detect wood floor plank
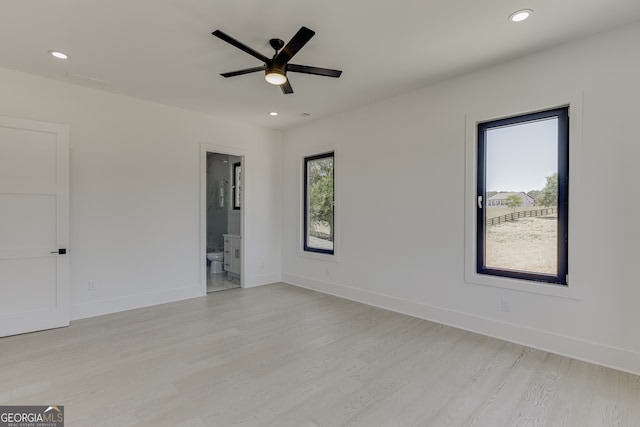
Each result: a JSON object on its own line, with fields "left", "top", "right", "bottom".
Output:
{"left": 1, "top": 282, "right": 639, "bottom": 426}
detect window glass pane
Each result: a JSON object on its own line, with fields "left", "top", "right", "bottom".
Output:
{"left": 484, "top": 118, "right": 558, "bottom": 275}
{"left": 305, "top": 154, "right": 334, "bottom": 253}
{"left": 233, "top": 163, "right": 241, "bottom": 209}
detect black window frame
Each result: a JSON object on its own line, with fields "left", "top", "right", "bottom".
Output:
{"left": 477, "top": 107, "right": 569, "bottom": 285}
{"left": 303, "top": 152, "right": 335, "bottom": 255}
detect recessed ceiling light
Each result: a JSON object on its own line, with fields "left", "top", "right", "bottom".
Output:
{"left": 48, "top": 50, "right": 69, "bottom": 59}
{"left": 269, "top": 111, "right": 279, "bottom": 116}
{"left": 509, "top": 9, "right": 533, "bottom": 22}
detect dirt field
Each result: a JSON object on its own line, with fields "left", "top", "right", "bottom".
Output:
{"left": 485, "top": 215, "right": 557, "bottom": 274}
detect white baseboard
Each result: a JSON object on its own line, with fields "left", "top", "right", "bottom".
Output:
{"left": 243, "top": 272, "right": 281, "bottom": 288}
{"left": 282, "top": 273, "right": 640, "bottom": 376}
{"left": 70, "top": 285, "right": 203, "bottom": 321}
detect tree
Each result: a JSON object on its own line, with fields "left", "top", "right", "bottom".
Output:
{"left": 527, "top": 189, "right": 541, "bottom": 201}
{"left": 536, "top": 173, "right": 558, "bottom": 207}
{"left": 505, "top": 194, "right": 522, "bottom": 212}
{"left": 308, "top": 157, "right": 334, "bottom": 238}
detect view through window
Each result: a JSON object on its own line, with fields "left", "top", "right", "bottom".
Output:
{"left": 304, "top": 152, "right": 334, "bottom": 254}
{"left": 477, "top": 108, "right": 568, "bottom": 284}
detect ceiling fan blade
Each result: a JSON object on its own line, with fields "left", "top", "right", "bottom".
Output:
{"left": 220, "top": 66, "right": 266, "bottom": 78}
{"left": 275, "top": 26, "right": 315, "bottom": 64}
{"left": 212, "top": 30, "right": 269, "bottom": 63}
{"left": 280, "top": 80, "right": 294, "bottom": 94}
{"left": 287, "top": 64, "right": 342, "bottom": 78}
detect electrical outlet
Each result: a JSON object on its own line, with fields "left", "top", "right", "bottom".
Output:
{"left": 88, "top": 280, "right": 97, "bottom": 291}
{"left": 501, "top": 299, "right": 511, "bottom": 312}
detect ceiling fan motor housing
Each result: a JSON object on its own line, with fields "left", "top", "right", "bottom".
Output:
{"left": 267, "top": 61, "right": 286, "bottom": 76}
{"left": 267, "top": 39, "right": 287, "bottom": 83}
{"left": 265, "top": 61, "right": 287, "bottom": 85}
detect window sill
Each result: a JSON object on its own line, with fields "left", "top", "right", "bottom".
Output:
{"left": 465, "top": 269, "right": 581, "bottom": 300}
{"left": 298, "top": 249, "right": 340, "bottom": 263}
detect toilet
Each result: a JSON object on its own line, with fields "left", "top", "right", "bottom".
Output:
{"left": 207, "top": 251, "right": 224, "bottom": 276}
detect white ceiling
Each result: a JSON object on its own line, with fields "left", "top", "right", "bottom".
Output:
{"left": 2, "top": 1, "right": 640, "bottom": 130}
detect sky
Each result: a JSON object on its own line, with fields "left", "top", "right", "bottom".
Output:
{"left": 485, "top": 117, "right": 558, "bottom": 193}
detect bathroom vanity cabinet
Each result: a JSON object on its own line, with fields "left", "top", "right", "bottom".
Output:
{"left": 223, "top": 234, "right": 241, "bottom": 276}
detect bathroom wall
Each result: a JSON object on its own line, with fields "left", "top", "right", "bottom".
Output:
{"left": 206, "top": 153, "right": 241, "bottom": 252}
{"left": 206, "top": 153, "right": 230, "bottom": 251}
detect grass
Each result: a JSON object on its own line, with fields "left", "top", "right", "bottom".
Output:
{"left": 485, "top": 214, "right": 557, "bottom": 274}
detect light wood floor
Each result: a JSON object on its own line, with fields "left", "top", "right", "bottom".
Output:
{"left": 1, "top": 283, "right": 639, "bottom": 426}
{"left": 207, "top": 272, "right": 240, "bottom": 293}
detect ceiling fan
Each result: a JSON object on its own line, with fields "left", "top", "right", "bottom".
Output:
{"left": 212, "top": 26, "right": 342, "bottom": 94}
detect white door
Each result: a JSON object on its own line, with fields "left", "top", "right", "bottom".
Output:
{"left": 0, "top": 116, "right": 69, "bottom": 337}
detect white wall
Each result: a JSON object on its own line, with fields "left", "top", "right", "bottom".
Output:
{"left": 0, "top": 67, "right": 282, "bottom": 320}
{"left": 282, "top": 22, "right": 640, "bottom": 374}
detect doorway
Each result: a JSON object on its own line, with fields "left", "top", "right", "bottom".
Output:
{"left": 200, "top": 144, "right": 245, "bottom": 294}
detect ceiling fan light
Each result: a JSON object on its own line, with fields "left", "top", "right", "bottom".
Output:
{"left": 265, "top": 71, "right": 287, "bottom": 85}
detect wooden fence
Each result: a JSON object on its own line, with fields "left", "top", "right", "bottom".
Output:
{"left": 486, "top": 207, "right": 556, "bottom": 226}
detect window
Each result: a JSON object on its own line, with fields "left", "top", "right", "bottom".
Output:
{"left": 477, "top": 107, "right": 568, "bottom": 285}
{"left": 304, "top": 152, "right": 334, "bottom": 254}
{"left": 232, "top": 162, "right": 241, "bottom": 210}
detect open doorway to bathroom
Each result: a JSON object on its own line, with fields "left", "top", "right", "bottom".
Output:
{"left": 204, "top": 151, "right": 243, "bottom": 293}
